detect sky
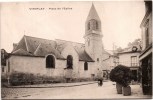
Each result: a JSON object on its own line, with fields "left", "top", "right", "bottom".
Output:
{"left": 1, "top": 1, "right": 145, "bottom": 52}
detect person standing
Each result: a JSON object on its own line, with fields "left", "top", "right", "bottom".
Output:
{"left": 97, "top": 68, "right": 103, "bottom": 86}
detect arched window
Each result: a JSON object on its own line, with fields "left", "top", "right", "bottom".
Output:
{"left": 46, "top": 55, "right": 55, "bottom": 68}
{"left": 88, "top": 22, "right": 90, "bottom": 30}
{"left": 84, "top": 62, "right": 88, "bottom": 71}
{"left": 96, "top": 21, "right": 98, "bottom": 29}
{"left": 67, "top": 55, "right": 73, "bottom": 69}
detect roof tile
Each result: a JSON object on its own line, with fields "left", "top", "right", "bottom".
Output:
{"left": 11, "top": 35, "right": 93, "bottom": 62}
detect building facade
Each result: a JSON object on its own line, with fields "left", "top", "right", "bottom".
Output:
{"left": 3, "top": 4, "right": 108, "bottom": 80}
{"left": 118, "top": 45, "right": 141, "bottom": 82}
{"left": 101, "top": 50, "right": 119, "bottom": 79}
{"left": 1, "top": 49, "right": 9, "bottom": 76}
{"left": 139, "top": 1, "right": 152, "bottom": 95}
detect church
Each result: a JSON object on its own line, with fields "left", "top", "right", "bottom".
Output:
{"left": 3, "top": 4, "right": 111, "bottom": 79}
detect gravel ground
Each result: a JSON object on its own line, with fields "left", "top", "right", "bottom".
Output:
{"left": 2, "top": 81, "right": 152, "bottom": 99}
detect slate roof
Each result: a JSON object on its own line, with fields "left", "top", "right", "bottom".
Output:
{"left": 13, "top": 49, "right": 33, "bottom": 56}
{"left": 12, "top": 35, "right": 94, "bottom": 62}
{"left": 56, "top": 39, "right": 94, "bottom": 62}
{"left": 74, "top": 44, "right": 93, "bottom": 62}
{"left": 12, "top": 35, "right": 64, "bottom": 59}
{"left": 117, "top": 45, "right": 142, "bottom": 54}
{"left": 33, "top": 44, "right": 63, "bottom": 59}
{"left": 102, "top": 50, "right": 111, "bottom": 56}
{"left": 86, "top": 4, "right": 101, "bottom": 22}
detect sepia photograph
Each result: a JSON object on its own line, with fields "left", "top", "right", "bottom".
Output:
{"left": 1, "top": 1, "right": 152, "bottom": 99}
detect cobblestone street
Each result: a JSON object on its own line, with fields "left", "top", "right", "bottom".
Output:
{"left": 2, "top": 81, "right": 152, "bottom": 99}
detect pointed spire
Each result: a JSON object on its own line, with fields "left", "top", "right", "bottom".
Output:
{"left": 86, "top": 3, "right": 101, "bottom": 22}
{"left": 92, "top": 2, "right": 94, "bottom": 6}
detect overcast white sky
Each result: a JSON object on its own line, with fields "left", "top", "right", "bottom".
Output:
{"left": 1, "top": 1, "right": 145, "bottom": 52}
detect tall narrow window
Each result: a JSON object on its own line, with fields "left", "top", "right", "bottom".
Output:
{"left": 8, "top": 61, "right": 10, "bottom": 72}
{"left": 67, "top": 55, "right": 73, "bottom": 69}
{"left": 46, "top": 55, "right": 55, "bottom": 68}
{"left": 88, "top": 22, "right": 90, "bottom": 30}
{"left": 146, "top": 28, "right": 149, "bottom": 47}
{"left": 84, "top": 62, "right": 88, "bottom": 71}
{"left": 96, "top": 21, "right": 98, "bottom": 29}
{"left": 131, "top": 56, "right": 137, "bottom": 66}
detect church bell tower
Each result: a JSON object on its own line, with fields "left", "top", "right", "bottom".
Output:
{"left": 84, "top": 3, "right": 104, "bottom": 64}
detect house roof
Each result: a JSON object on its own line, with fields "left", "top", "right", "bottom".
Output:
{"left": 117, "top": 45, "right": 141, "bottom": 55}
{"left": 104, "top": 50, "right": 114, "bottom": 55}
{"left": 102, "top": 50, "right": 111, "bottom": 56}
{"left": 12, "top": 35, "right": 94, "bottom": 62}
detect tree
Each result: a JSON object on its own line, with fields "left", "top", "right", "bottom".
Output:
{"left": 110, "top": 65, "right": 132, "bottom": 87}
{"left": 128, "top": 39, "right": 142, "bottom": 48}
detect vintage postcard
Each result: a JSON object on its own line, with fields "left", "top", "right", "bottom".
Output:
{"left": 1, "top": 1, "right": 152, "bottom": 99}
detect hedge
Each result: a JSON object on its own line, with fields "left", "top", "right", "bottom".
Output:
{"left": 2, "top": 72, "right": 94, "bottom": 86}
{"left": 110, "top": 65, "right": 132, "bottom": 87}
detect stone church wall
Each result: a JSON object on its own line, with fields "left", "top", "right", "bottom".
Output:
{"left": 6, "top": 54, "right": 96, "bottom": 79}
{"left": 7, "top": 55, "right": 66, "bottom": 77}
{"left": 78, "top": 61, "right": 94, "bottom": 78}
{"left": 8, "top": 56, "right": 45, "bottom": 75}
{"left": 61, "top": 44, "right": 79, "bottom": 78}
{"left": 46, "top": 59, "right": 66, "bottom": 77}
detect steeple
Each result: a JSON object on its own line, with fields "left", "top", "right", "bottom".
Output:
{"left": 84, "top": 3, "right": 104, "bottom": 62}
{"left": 86, "top": 3, "right": 101, "bottom": 22}
{"left": 85, "top": 3, "right": 102, "bottom": 36}
{"left": 84, "top": 3, "right": 104, "bottom": 76}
